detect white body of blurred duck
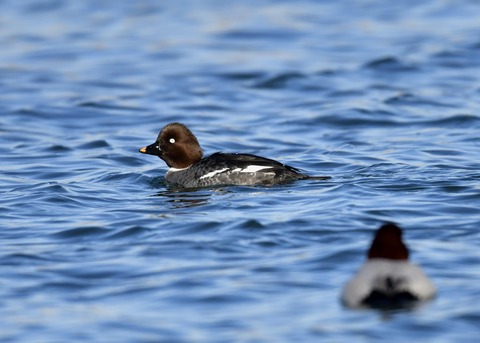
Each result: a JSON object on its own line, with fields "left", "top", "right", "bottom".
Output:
{"left": 341, "top": 223, "right": 435, "bottom": 309}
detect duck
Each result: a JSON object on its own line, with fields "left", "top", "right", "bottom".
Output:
{"left": 341, "top": 223, "right": 436, "bottom": 309}
{"left": 139, "top": 122, "right": 329, "bottom": 188}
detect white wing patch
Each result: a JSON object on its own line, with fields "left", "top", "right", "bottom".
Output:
{"left": 199, "top": 165, "right": 272, "bottom": 180}
{"left": 199, "top": 168, "right": 229, "bottom": 180}
{"left": 232, "top": 165, "right": 272, "bottom": 173}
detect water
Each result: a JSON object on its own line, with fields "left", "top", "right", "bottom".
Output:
{"left": 1, "top": 0, "right": 480, "bottom": 341}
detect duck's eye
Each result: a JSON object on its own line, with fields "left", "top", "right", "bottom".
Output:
{"left": 169, "top": 138, "right": 176, "bottom": 144}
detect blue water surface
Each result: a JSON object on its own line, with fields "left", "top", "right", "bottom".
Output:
{"left": 1, "top": 0, "right": 480, "bottom": 342}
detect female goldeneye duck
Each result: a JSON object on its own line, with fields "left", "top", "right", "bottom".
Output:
{"left": 341, "top": 223, "right": 435, "bottom": 309}
{"left": 139, "top": 122, "right": 329, "bottom": 188}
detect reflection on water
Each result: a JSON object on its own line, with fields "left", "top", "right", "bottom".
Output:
{"left": 153, "top": 188, "right": 217, "bottom": 209}
{"left": 148, "top": 175, "right": 230, "bottom": 209}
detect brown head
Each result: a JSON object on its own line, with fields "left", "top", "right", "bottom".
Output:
{"left": 139, "top": 122, "right": 203, "bottom": 168}
{"left": 367, "top": 223, "right": 409, "bottom": 260}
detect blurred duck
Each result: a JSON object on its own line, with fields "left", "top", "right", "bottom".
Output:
{"left": 341, "top": 223, "right": 435, "bottom": 309}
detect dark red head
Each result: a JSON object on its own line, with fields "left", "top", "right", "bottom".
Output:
{"left": 367, "top": 223, "right": 409, "bottom": 260}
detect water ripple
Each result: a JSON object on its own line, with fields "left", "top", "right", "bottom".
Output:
{"left": 1, "top": 0, "right": 480, "bottom": 342}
